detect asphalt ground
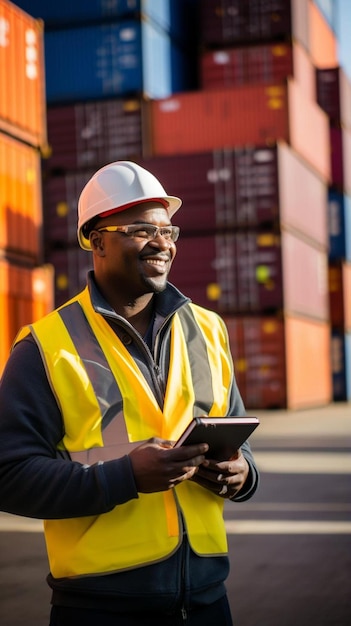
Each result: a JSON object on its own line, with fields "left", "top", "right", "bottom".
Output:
{"left": 0, "top": 402, "right": 350, "bottom": 625}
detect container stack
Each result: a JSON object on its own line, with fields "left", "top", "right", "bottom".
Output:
{"left": 316, "top": 65, "right": 351, "bottom": 401}
{"left": 9, "top": 0, "right": 349, "bottom": 409}
{"left": 0, "top": 0, "right": 53, "bottom": 376}
{"left": 138, "top": 0, "right": 338, "bottom": 410}
{"left": 13, "top": 0, "right": 198, "bottom": 306}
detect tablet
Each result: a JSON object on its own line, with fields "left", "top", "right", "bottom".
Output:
{"left": 174, "top": 416, "right": 259, "bottom": 460}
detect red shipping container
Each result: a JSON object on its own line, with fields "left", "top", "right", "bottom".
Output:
{"left": 199, "top": 0, "right": 309, "bottom": 51}
{"left": 149, "top": 80, "right": 330, "bottom": 182}
{"left": 140, "top": 141, "right": 328, "bottom": 246}
{"left": 224, "top": 316, "right": 287, "bottom": 410}
{"left": 223, "top": 313, "right": 331, "bottom": 410}
{"left": 201, "top": 41, "right": 316, "bottom": 101}
{"left": 330, "top": 126, "right": 351, "bottom": 195}
{"left": 316, "top": 67, "right": 351, "bottom": 129}
{"left": 0, "top": 130, "right": 43, "bottom": 263}
{"left": 0, "top": 0, "right": 47, "bottom": 148}
{"left": 45, "top": 98, "right": 145, "bottom": 173}
{"left": 0, "top": 260, "right": 54, "bottom": 376}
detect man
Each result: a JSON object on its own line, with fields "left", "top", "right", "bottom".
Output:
{"left": 0, "top": 161, "right": 259, "bottom": 625}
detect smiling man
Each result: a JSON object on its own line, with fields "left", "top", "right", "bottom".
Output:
{"left": 0, "top": 161, "right": 259, "bottom": 626}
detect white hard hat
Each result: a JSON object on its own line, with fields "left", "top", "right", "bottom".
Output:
{"left": 77, "top": 161, "right": 182, "bottom": 250}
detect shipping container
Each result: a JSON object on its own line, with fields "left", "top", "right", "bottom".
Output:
{"left": 201, "top": 41, "right": 316, "bottom": 101}
{"left": 11, "top": 0, "right": 197, "bottom": 40}
{"left": 43, "top": 171, "right": 94, "bottom": 247}
{"left": 0, "top": 260, "right": 54, "bottom": 376}
{"left": 328, "top": 190, "right": 351, "bottom": 261}
{"left": 223, "top": 313, "right": 332, "bottom": 410}
{"left": 308, "top": 0, "right": 338, "bottom": 68}
{"left": 149, "top": 80, "right": 331, "bottom": 182}
{"left": 45, "top": 98, "right": 145, "bottom": 174}
{"left": 313, "top": 0, "right": 337, "bottom": 31}
{"left": 224, "top": 316, "right": 287, "bottom": 410}
{"left": 331, "top": 328, "right": 351, "bottom": 402}
{"left": 330, "top": 126, "right": 351, "bottom": 195}
{"left": 0, "top": 0, "right": 47, "bottom": 148}
{"left": 44, "top": 16, "right": 195, "bottom": 104}
{"left": 140, "top": 142, "right": 328, "bottom": 246}
{"left": 170, "top": 230, "right": 329, "bottom": 320}
{"left": 329, "top": 261, "right": 351, "bottom": 331}
{"left": 0, "top": 131, "right": 43, "bottom": 263}
{"left": 199, "top": 0, "right": 309, "bottom": 51}
{"left": 316, "top": 67, "right": 351, "bottom": 129}
{"left": 46, "top": 246, "right": 93, "bottom": 307}
{"left": 10, "top": 0, "right": 141, "bottom": 26}
{"left": 284, "top": 314, "right": 332, "bottom": 409}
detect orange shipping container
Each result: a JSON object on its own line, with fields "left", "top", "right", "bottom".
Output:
{"left": 0, "top": 260, "right": 54, "bottom": 376}
{"left": 0, "top": 131, "right": 43, "bottom": 262}
{"left": 308, "top": 0, "right": 338, "bottom": 69}
{"left": 150, "top": 80, "right": 330, "bottom": 182}
{"left": 0, "top": 0, "right": 47, "bottom": 148}
{"left": 285, "top": 314, "right": 332, "bottom": 409}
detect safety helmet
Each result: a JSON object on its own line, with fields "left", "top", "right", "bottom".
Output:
{"left": 77, "top": 161, "right": 182, "bottom": 250}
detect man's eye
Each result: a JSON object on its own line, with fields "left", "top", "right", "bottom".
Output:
{"left": 131, "top": 228, "right": 152, "bottom": 238}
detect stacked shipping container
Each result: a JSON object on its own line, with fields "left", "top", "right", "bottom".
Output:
{"left": 316, "top": 65, "right": 351, "bottom": 401}
{"left": 0, "top": 0, "right": 53, "bottom": 377}
{"left": 8, "top": 0, "right": 348, "bottom": 408}
{"left": 138, "top": 0, "right": 336, "bottom": 409}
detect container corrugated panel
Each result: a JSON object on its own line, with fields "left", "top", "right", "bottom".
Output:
{"left": 10, "top": 0, "right": 141, "bottom": 26}
{"left": 0, "top": 131, "right": 43, "bottom": 263}
{"left": 140, "top": 142, "right": 327, "bottom": 245}
{"left": 330, "top": 127, "right": 351, "bottom": 195}
{"left": 224, "top": 316, "right": 287, "bottom": 410}
{"left": 0, "top": 260, "right": 54, "bottom": 376}
{"left": 285, "top": 314, "right": 332, "bottom": 409}
{"left": 316, "top": 67, "right": 351, "bottom": 129}
{"left": 45, "top": 98, "right": 144, "bottom": 174}
{"left": 328, "top": 191, "right": 351, "bottom": 262}
{"left": 150, "top": 80, "right": 331, "bottom": 182}
{"left": 199, "top": 0, "right": 309, "bottom": 49}
{"left": 201, "top": 41, "right": 316, "bottom": 101}
{"left": 43, "top": 171, "right": 94, "bottom": 246}
{"left": 45, "top": 246, "right": 93, "bottom": 308}
{"left": 0, "top": 0, "right": 47, "bottom": 148}
{"left": 308, "top": 0, "right": 338, "bottom": 68}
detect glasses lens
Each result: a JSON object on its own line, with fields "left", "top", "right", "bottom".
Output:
{"left": 126, "top": 224, "right": 179, "bottom": 242}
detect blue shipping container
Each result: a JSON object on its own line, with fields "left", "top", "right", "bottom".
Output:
{"left": 328, "top": 190, "right": 351, "bottom": 262}
{"left": 44, "top": 16, "right": 193, "bottom": 103}
{"left": 10, "top": 0, "right": 141, "bottom": 26}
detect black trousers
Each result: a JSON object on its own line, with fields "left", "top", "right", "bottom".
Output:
{"left": 49, "top": 595, "right": 233, "bottom": 626}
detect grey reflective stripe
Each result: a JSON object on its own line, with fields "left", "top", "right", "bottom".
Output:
{"left": 177, "top": 306, "right": 215, "bottom": 417}
{"left": 58, "top": 302, "right": 123, "bottom": 430}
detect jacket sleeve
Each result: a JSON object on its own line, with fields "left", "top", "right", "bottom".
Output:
{"left": 0, "top": 337, "right": 139, "bottom": 519}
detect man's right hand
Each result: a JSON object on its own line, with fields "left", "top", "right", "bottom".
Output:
{"left": 129, "top": 438, "right": 209, "bottom": 493}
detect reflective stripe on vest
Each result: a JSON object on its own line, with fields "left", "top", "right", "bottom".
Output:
{"left": 16, "top": 287, "right": 233, "bottom": 577}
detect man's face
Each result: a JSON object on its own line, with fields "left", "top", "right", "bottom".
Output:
{"left": 91, "top": 202, "right": 178, "bottom": 299}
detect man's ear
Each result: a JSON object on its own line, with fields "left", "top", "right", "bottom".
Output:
{"left": 89, "top": 230, "right": 105, "bottom": 255}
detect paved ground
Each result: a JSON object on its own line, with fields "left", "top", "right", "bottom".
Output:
{"left": 0, "top": 402, "right": 350, "bottom": 625}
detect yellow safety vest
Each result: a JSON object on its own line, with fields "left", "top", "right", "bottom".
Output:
{"left": 15, "top": 287, "right": 233, "bottom": 578}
